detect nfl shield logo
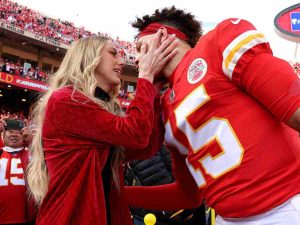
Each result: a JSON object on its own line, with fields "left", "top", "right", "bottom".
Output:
{"left": 291, "top": 12, "right": 300, "bottom": 31}
{"left": 187, "top": 58, "right": 207, "bottom": 84}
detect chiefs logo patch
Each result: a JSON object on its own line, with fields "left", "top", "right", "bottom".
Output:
{"left": 187, "top": 58, "right": 207, "bottom": 84}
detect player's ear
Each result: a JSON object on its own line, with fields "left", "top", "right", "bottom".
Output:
{"left": 160, "top": 27, "right": 169, "bottom": 43}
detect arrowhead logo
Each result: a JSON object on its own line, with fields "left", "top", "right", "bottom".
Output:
{"left": 187, "top": 58, "right": 207, "bottom": 84}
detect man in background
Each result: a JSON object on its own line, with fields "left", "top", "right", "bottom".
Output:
{"left": 0, "top": 119, "right": 35, "bottom": 225}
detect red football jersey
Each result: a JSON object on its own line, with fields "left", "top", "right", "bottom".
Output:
{"left": 0, "top": 149, "right": 27, "bottom": 224}
{"left": 161, "top": 19, "right": 300, "bottom": 218}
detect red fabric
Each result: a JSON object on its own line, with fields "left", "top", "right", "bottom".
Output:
{"left": 158, "top": 18, "right": 300, "bottom": 218}
{"left": 124, "top": 94, "right": 164, "bottom": 162}
{"left": 137, "top": 23, "right": 188, "bottom": 41}
{"left": 0, "top": 138, "right": 4, "bottom": 148}
{"left": 36, "top": 78, "right": 159, "bottom": 225}
{"left": 0, "top": 148, "right": 35, "bottom": 224}
{"left": 240, "top": 53, "right": 300, "bottom": 123}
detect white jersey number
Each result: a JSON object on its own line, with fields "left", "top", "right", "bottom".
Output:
{"left": 0, "top": 158, "right": 25, "bottom": 186}
{"left": 165, "top": 85, "right": 244, "bottom": 187}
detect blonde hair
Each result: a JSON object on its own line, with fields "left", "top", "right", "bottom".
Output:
{"left": 27, "top": 35, "right": 124, "bottom": 206}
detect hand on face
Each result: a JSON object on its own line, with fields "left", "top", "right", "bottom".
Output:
{"left": 137, "top": 29, "right": 178, "bottom": 83}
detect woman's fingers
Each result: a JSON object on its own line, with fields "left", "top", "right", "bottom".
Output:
{"left": 162, "top": 47, "right": 178, "bottom": 63}
{"left": 148, "top": 29, "right": 162, "bottom": 51}
{"left": 152, "top": 34, "right": 178, "bottom": 67}
{"left": 161, "top": 36, "right": 178, "bottom": 57}
{"left": 157, "top": 34, "right": 176, "bottom": 53}
{"left": 137, "top": 31, "right": 178, "bottom": 80}
{"left": 140, "top": 42, "right": 147, "bottom": 55}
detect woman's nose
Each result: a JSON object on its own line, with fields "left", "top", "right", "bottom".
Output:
{"left": 119, "top": 58, "right": 126, "bottom": 67}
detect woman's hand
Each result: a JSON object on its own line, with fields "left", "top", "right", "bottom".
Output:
{"left": 138, "top": 29, "right": 178, "bottom": 83}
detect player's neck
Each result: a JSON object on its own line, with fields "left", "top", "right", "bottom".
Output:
{"left": 164, "top": 42, "right": 191, "bottom": 78}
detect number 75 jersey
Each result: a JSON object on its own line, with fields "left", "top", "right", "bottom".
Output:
{"left": 161, "top": 18, "right": 300, "bottom": 218}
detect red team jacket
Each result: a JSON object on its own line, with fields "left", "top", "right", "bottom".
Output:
{"left": 0, "top": 148, "right": 35, "bottom": 224}
{"left": 125, "top": 19, "right": 300, "bottom": 218}
{"left": 36, "top": 78, "right": 163, "bottom": 225}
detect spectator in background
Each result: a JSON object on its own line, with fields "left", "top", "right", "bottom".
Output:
{"left": 1, "top": 0, "right": 137, "bottom": 63}
{"left": 5, "top": 62, "right": 11, "bottom": 73}
{"left": 26, "top": 34, "right": 177, "bottom": 225}
{"left": 0, "top": 119, "right": 35, "bottom": 225}
{"left": 19, "top": 67, "right": 24, "bottom": 77}
{"left": 1, "top": 61, "right": 7, "bottom": 72}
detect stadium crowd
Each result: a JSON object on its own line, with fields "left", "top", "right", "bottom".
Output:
{"left": 0, "top": 108, "right": 28, "bottom": 121}
{"left": 292, "top": 61, "right": 300, "bottom": 77}
{"left": 0, "top": 0, "right": 136, "bottom": 63}
{"left": 0, "top": 57, "right": 50, "bottom": 82}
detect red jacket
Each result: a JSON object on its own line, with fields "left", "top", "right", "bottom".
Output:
{"left": 37, "top": 78, "right": 163, "bottom": 225}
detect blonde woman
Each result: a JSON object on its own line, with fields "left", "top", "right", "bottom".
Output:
{"left": 27, "top": 31, "right": 177, "bottom": 225}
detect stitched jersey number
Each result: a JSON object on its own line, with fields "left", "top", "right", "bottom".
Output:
{"left": 0, "top": 158, "right": 25, "bottom": 186}
{"left": 165, "top": 85, "right": 244, "bottom": 187}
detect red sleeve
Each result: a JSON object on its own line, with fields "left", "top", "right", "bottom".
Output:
{"left": 47, "top": 78, "right": 156, "bottom": 149}
{"left": 124, "top": 94, "right": 164, "bottom": 161}
{"left": 0, "top": 137, "right": 4, "bottom": 148}
{"left": 123, "top": 150, "right": 203, "bottom": 210}
{"left": 240, "top": 53, "right": 300, "bottom": 122}
{"left": 217, "top": 18, "right": 272, "bottom": 81}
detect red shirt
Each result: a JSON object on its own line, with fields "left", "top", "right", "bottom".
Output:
{"left": 37, "top": 79, "right": 162, "bottom": 225}
{"left": 161, "top": 19, "right": 300, "bottom": 217}
{"left": 0, "top": 148, "right": 34, "bottom": 224}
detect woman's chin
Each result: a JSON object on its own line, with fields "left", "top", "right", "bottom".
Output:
{"left": 110, "top": 80, "right": 121, "bottom": 88}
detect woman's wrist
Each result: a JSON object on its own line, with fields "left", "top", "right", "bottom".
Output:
{"left": 138, "top": 74, "right": 154, "bottom": 83}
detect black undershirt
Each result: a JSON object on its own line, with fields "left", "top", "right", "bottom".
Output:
{"left": 95, "top": 86, "right": 112, "bottom": 225}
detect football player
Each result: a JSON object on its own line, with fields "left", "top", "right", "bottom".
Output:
{"left": 125, "top": 6, "right": 300, "bottom": 225}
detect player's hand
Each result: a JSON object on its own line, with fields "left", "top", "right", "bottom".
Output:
{"left": 138, "top": 30, "right": 178, "bottom": 82}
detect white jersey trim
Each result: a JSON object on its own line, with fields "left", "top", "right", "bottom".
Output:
{"left": 222, "top": 30, "right": 268, "bottom": 80}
